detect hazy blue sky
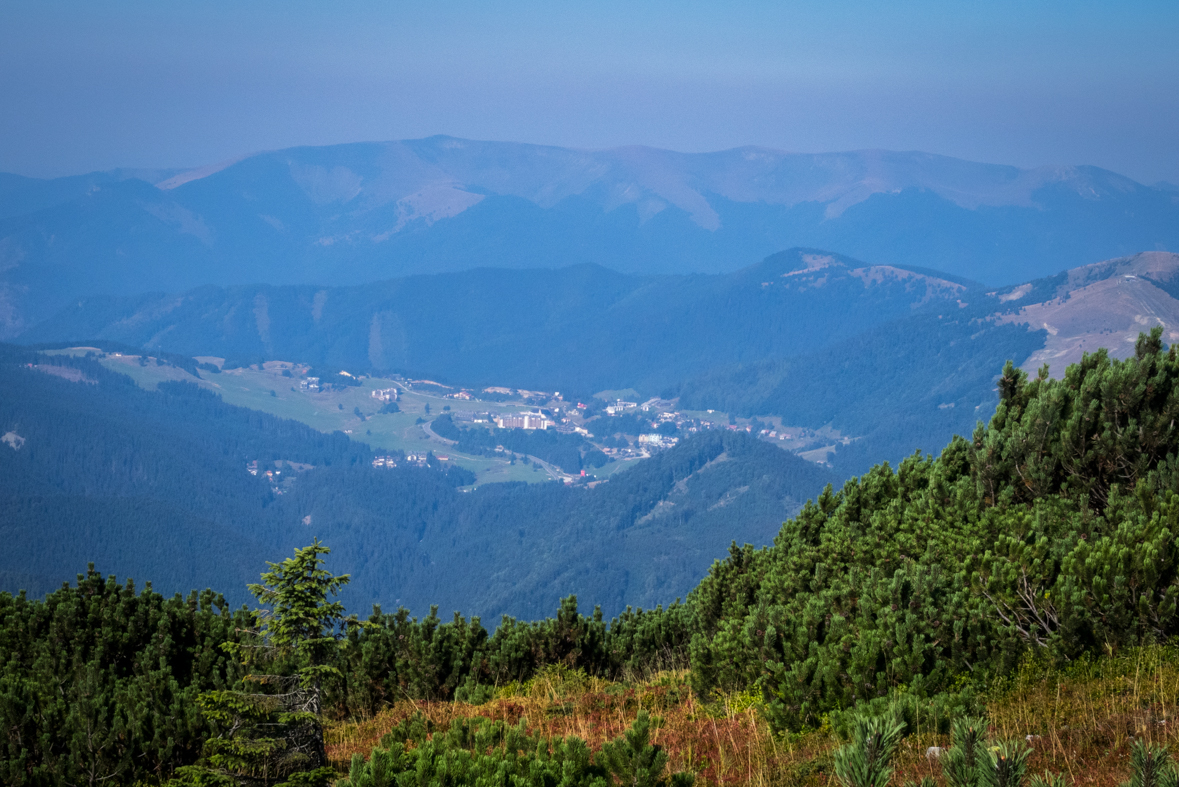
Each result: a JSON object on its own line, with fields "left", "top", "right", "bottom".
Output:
{"left": 2, "top": 0, "right": 1177, "bottom": 183}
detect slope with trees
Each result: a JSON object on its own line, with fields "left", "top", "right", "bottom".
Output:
{"left": 0, "top": 342, "right": 837, "bottom": 617}
{"left": 688, "top": 328, "right": 1179, "bottom": 730}
{"left": 3, "top": 331, "right": 1179, "bottom": 784}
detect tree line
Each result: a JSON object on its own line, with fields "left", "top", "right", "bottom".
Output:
{"left": 4, "top": 330, "right": 1179, "bottom": 783}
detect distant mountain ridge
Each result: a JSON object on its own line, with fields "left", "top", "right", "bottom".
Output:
{"left": 1, "top": 136, "right": 1176, "bottom": 336}
{"left": 25, "top": 250, "right": 1179, "bottom": 475}
{"left": 20, "top": 248, "right": 973, "bottom": 394}
{"left": 676, "top": 251, "right": 1179, "bottom": 471}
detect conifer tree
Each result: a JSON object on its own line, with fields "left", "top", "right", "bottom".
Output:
{"left": 173, "top": 541, "right": 351, "bottom": 787}
{"left": 598, "top": 710, "right": 694, "bottom": 787}
{"left": 978, "top": 740, "right": 1032, "bottom": 787}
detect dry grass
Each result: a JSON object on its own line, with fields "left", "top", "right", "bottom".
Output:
{"left": 887, "top": 645, "right": 1179, "bottom": 787}
{"left": 325, "top": 646, "right": 1179, "bottom": 786}
{"left": 978, "top": 645, "right": 1179, "bottom": 787}
{"left": 325, "top": 667, "right": 827, "bottom": 786}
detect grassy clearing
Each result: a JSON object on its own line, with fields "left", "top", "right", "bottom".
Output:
{"left": 325, "top": 647, "right": 1179, "bottom": 786}
{"left": 91, "top": 356, "right": 560, "bottom": 485}
{"left": 980, "top": 646, "right": 1179, "bottom": 787}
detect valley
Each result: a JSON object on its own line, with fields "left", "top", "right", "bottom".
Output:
{"left": 45, "top": 337, "right": 849, "bottom": 488}
{"left": 29, "top": 249, "right": 1179, "bottom": 477}
{"left": 0, "top": 342, "right": 838, "bottom": 618}
{"left": 6, "top": 4, "right": 1179, "bottom": 784}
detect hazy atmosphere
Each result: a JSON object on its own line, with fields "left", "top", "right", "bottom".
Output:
{"left": 4, "top": 2, "right": 1179, "bottom": 785}
{"left": 3, "top": 0, "right": 1178, "bottom": 184}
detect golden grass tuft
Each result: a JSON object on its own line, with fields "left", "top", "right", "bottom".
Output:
{"left": 325, "top": 646, "right": 1179, "bottom": 786}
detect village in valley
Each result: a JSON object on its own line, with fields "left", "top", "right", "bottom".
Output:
{"left": 50, "top": 346, "right": 850, "bottom": 489}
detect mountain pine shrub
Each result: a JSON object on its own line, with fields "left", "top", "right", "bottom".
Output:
{"left": 1123, "top": 740, "right": 1179, "bottom": 787}
{"left": 944, "top": 717, "right": 990, "bottom": 787}
{"left": 690, "top": 328, "right": 1179, "bottom": 730}
{"left": 832, "top": 712, "right": 906, "bottom": 787}
{"left": 335, "top": 711, "right": 693, "bottom": 787}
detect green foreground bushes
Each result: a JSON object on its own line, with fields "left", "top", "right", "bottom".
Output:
{"left": 337, "top": 710, "right": 693, "bottom": 787}
{"left": 691, "top": 329, "right": 1179, "bottom": 728}
{"left": 3, "top": 330, "right": 1179, "bottom": 784}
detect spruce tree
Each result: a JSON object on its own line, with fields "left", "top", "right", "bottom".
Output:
{"left": 173, "top": 541, "right": 351, "bottom": 787}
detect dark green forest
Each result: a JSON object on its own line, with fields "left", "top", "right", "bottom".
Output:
{"left": 0, "top": 343, "right": 834, "bottom": 615}
{"left": 3, "top": 329, "right": 1179, "bottom": 785}
{"left": 0, "top": 345, "right": 374, "bottom": 598}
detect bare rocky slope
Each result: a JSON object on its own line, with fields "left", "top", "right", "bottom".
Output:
{"left": 992, "top": 251, "right": 1179, "bottom": 374}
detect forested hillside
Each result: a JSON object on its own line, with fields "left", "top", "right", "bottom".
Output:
{"left": 0, "top": 344, "right": 373, "bottom": 598}
{"left": 3, "top": 330, "right": 1178, "bottom": 785}
{"left": 0, "top": 343, "right": 835, "bottom": 615}
{"left": 292, "top": 427, "right": 834, "bottom": 617}
{"left": 689, "top": 328, "right": 1179, "bottom": 728}
{"left": 22, "top": 249, "right": 971, "bottom": 395}
{"left": 676, "top": 303, "right": 1047, "bottom": 473}
{"left": 677, "top": 251, "right": 1179, "bottom": 473}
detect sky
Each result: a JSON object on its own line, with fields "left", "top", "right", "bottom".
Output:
{"left": 2, "top": 0, "right": 1177, "bottom": 184}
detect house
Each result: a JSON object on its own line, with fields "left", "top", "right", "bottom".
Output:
{"left": 495, "top": 411, "right": 554, "bottom": 430}
{"left": 371, "top": 387, "right": 398, "bottom": 402}
{"left": 300, "top": 377, "right": 320, "bottom": 391}
{"left": 605, "top": 400, "right": 637, "bottom": 415}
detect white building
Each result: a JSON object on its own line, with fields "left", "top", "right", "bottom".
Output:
{"left": 638, "top": 433, "right": 679, "bottom": 449}
{"left": 496, "top": 411, "right": 555, "bottom": 430}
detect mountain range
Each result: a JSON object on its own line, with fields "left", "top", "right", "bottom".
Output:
{"left": 22, "top": 248, "right": 972, "bottom": 396}
{"left": 23, "top": 248, "right": 1179, "bottom": 475}
{"left": 676, "top": 250, "right": 1179, "bottom": 470}
{"left": 2, "top": 136, "right": 1176, "bottom": 337}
